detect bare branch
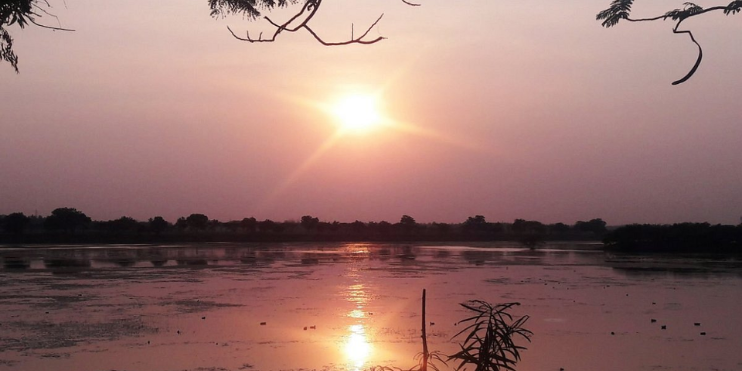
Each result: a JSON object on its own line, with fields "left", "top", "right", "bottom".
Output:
{"left": 401, "top": 0, "right": 421, "bottom": 6}
{"left": 28, "top": 18, "right": 73, "bottom": 32}
{"left": 226, "top": 0, "right": 387, "bottom": 46}
{"left": 303, "top": 15, "right": 386, "bottom": 46}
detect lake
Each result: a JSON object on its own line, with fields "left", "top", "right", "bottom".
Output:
{"left": 1, "top": 243, "right": 741, "bottom": 371}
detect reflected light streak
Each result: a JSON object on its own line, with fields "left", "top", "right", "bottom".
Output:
{"left": 345, "top": 324, "right": 371, "bottom": 371}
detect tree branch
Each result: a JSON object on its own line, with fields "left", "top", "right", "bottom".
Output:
{"left": 225, "top": 0, "right": 399, "bottom": 46}
{"left": 598, "top": 1, "right": 742, "bottom": 84}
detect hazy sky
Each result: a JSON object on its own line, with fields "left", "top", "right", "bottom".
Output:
{"left": 1, "top": 0, "right": 741, "bottom": 225}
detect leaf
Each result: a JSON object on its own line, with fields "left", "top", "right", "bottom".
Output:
{"left": 596, "top": 0, "right": 635, "bottom": 27}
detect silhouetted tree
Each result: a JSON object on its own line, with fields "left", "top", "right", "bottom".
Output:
{"left": 400, "top": 215, "right": 416, "bottom": 226}
{"left": 300, "top": 215, "right": 320, "bottom": 230}
{"left": 186, "top": 213, "right": 209, "bottom": 230}
{"left": 257, "top": 219, "right": 277, "bottom": 232}
{"left": 512, "top": 219, "right": 546, "bottom": 248}
{"left": 240, "top": 217, "right": 257, "bottom": 232}
{"left": 148, "top": 216, "right": 170, "bottom": 235}
{"left": 574, "top": 218, "right": 607, "bottom": 236}
{"left": 44, "top": 207, "right": 91, "bottom": 233}
{"left": 174, "top": 217, "right": 188, "bottom": 230}
{"left": 597, "top": 0, "right": 742, "bottom": 84}
{"left": 463, "top": 215, "right": 488, "bottom": 231}
{"left": 106, "top": 216, "right": 141, "bottom": 232}
{"left": 3, "top": 212, "right": 30, "bottom": 234}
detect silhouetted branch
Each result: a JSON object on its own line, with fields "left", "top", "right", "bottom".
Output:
{"left": 223, "top": 0, "right": 400, "bottom": 46}
{"left": 597, "top": 1, "right": 742, "bottom": 84}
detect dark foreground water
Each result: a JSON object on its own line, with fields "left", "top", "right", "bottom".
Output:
{"left": 1, "top": 243, "right": 741, "bottom": 371}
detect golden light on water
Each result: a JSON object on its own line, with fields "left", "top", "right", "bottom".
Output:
{"left": 345, "top": 324, "right": 371, "bottom": 370}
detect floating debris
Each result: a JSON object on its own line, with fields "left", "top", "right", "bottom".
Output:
{"left": 700, "top": 332, "right": 706, "bottom": 336}
{"left": 260, "top": 322, "right": 267, "bottom": 326}
{"left": 651, "top": 319, "right": 657, "bottom": 323}
{"left": 694, "top": 323, "right": 701, "bottom": 326}
{"left": 661, "top": 325, "right": 667, "bottom": 330}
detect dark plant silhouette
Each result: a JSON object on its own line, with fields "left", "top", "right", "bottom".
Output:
{"left": 44, "top": 207, "right": 91, "bottom": 233}
{"left": 3, "top": 212, "right": 30, "bottom": 234}
{"left": 597, "top": 0, "right": 742, "bottom": 84}
{"left": 210, "top": 0, "right": 419, "bottom": 45}
{"left": 1, "top": 0, "right": 72, "bottom": 72}
{"left": 449, "top": 301, "right": 532, "bottom": 371}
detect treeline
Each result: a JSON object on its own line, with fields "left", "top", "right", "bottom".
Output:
{"left": 0, "top": 208, "right": 608, "bottom": 244}
{"left": 603, "top": 223, "right": 742, "bottom": 253}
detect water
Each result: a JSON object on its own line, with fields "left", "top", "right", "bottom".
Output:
{"left": 1, "top": 243, "right": 741, "bottom": 371}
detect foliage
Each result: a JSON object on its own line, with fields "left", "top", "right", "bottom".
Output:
{"left": 603, "top": 223, "right": 742, "bottom": 252}
{"left": 597, "top": 0, "right": 742, "bottom": 84}
{"left": 208, "top": 0, "right": 299, "bottom": 19}
{"left": 2, "top": 212, "right": 30, "bottom": 234}
{"left": 148, "top": 216, "right": 170, "bottom": 235}
{"left": 43, "top": 207, "right": 91, "bottom": 233}
{"left": 449, "top": 301, "right": 532, "bottom": 371}
{"left": 1, "top": 0, "right": 71, "bottom": 72}
{"left": 186, "top": 213, "right": 209, "bottom": 230}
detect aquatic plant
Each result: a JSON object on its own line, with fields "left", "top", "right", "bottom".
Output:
{"left": 448, "top": 301, "right": 532, "bottom": 371}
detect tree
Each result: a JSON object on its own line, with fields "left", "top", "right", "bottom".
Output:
{"left": 148, "top": 216, "right": 170, "bottom": 235}
{"left": 3, "top": 212, "right": 30, "bottom": 234}
{"left": 185, "top": 213, "right": 209, "bottom": 230}
{"left": 574, "top": 218, "right": 608, "bottom": 236}
{"left": 463, "top": 215, "right": 488, "bottom": 231}
{"left": 1, "top": 0, "right": 72, "bottom": 72}
{"left": 44, "top": 207, "right": 91, "bottom": 233}
{"left": 597, "top": 0, "right": 742, "bottom": 84}
{"left": 240, "top": 217, "right": 258, "bottom": 232}
{"left": 300, "top": 215, "right": 320, "bottom": 230}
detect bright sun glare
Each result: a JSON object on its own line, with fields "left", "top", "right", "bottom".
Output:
{"left": 332, "top": 94, "right": 382, "bottom": 132}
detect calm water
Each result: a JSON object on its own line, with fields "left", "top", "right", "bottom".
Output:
{"left": 1, "top": 243, "right": 741, "bottom": 371}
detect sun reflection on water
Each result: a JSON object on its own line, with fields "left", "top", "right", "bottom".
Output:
{"left": 345, "top": 324, "right": 371, "bottom": 370}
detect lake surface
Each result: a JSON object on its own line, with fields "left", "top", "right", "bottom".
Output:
{"left": 1, "top": 243, "right": 741, "bottom": 371}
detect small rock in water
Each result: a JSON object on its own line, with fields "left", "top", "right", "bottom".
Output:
{"left": 694, "top": 323, "right": 701, "bottom": 326}
{"left": 610, "top": 332, "right": 615, "bottom": 335}
{"left": 177, "top": 330, "right": 181, "bottom": 334}
{"left": 651, "top": 319, "right": 657, "bottom": 323}
{"left": 202, "top": 316, "right": 206, "bottom": 320}
{"left": 430, "top": 322, "right": 435, "bottom": 326}
{"left": 661, "top": 325, "right": 667, "bottom": 330}
{"left": 700, "top": 332, "right": 706, "bottom": 336}
{"left": 260, "top": 322, "right": 267, "bottom": 326}
{"left": 310, "top": 325, "right": 316, "bottom": 330}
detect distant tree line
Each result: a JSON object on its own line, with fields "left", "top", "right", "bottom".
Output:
{"left": 0, "top": 208, "right": 608, "bottom": 245}
{"left": 603, "top": 223, "right": 742, "bottom": 253}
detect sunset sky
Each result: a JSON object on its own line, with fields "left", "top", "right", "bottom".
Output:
{"left": 1, "top": 0, "right": 741, "bottom": 225}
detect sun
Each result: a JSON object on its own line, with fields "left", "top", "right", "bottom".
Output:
{"left": 332, "top": 94, "right": 382, "bottom": 133}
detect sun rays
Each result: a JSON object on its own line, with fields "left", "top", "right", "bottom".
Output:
{"left": 251, "top": 86, "right": 497, "bottom": 214}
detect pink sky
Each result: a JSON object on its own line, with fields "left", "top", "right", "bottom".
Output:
{"left": 1, "top": 0, "right": 742, "bottom": 225}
